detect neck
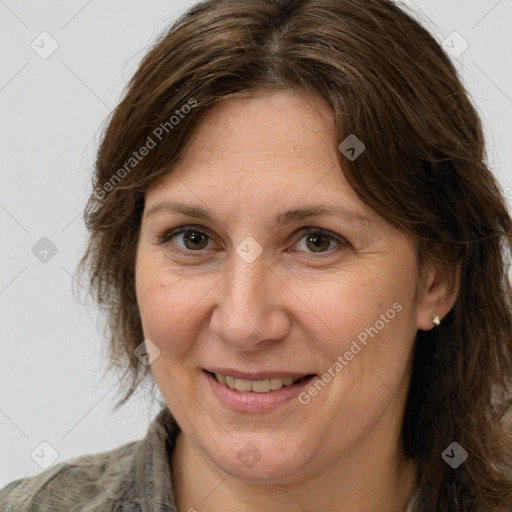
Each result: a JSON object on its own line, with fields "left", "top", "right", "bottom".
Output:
{"left": 171, "top": 430, "right": 417, "bottom": 512}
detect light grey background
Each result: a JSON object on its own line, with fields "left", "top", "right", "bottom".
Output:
{"left": 1, "top": 0, "right": 511, "bottom": 487}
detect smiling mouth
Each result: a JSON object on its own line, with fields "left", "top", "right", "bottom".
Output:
{"left": 206, "top": 371, "right": 315, "bottom": 393}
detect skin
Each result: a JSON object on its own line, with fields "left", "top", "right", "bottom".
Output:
{"left": 135, "top": 89, "right": 460, "bottom": 512}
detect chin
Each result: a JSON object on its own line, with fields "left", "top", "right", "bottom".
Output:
{"left": 203, "top": 433, "right": 315, "bottom": 484}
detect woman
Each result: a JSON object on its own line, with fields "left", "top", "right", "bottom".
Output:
{"left": 2, "top": 0, "right": 512, "bottom": 510}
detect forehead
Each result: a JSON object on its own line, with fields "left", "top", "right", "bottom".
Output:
{"left": 145, "top": 89, "right": 367, "bottom": 216}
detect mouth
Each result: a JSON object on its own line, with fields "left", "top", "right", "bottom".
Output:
{"left": 204, "top": 370, "right": 316, "bottom": 394}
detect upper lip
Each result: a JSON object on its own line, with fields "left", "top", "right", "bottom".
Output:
{"left": 204, "top": 368, "right": 315, "bottom": 380}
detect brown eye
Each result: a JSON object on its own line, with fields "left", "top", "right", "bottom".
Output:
{"left": 182, "top": 230, "right": 210, "bottom": 250}
{"left": 157, "top": 225, "right": 348, "bottom": 257}
{"left": 305, "top": 233, "right": 331, "bottom": 252}
{"left": 158, "top": 227, "right": 213, "bottom": 253}
{"left": 293, "top": 229, "right": 346, "bottom": 254}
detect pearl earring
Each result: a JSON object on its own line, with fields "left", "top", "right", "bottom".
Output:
{"left": 432, "top": 315, "right": 441, "bottom": 326}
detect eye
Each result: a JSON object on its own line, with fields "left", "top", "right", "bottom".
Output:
{"left": 291, "top": 228, "right": 348, "bottom": 255}
{"left": 158, "top": 226, "right": 214, "bottom": 254}
{"left": 156, "top": 225, "right": 349, "bottom": 257}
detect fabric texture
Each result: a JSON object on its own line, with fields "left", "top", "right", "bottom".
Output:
{"left": 0, "top": 405, "right": 420, "bottom": 511}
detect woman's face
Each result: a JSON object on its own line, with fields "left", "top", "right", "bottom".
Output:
{"left": 135, "top": 89, "right": 433, "bottom": 484}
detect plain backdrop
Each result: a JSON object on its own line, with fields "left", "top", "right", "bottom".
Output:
{"left": 1, "top": 0, "right": 511, "bottom": 487}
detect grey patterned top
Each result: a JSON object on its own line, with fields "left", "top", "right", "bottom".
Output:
{"left": 0, "top": 405, "right": 419, "bottom": 511}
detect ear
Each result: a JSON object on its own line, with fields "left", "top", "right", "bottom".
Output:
{"left": 416, "top": 259, "right": 461, "bottom": 331}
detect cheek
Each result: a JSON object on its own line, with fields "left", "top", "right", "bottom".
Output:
{"left": 135, "top": 255, "right": 217, "bottom": 356}
{"left": 310, "top": 259, "right": 418, "bottom": 370}
{"left": 135, "top": 236, "right": 419, "bottom": 367}
{"left": 302, "top": 271, "right": 417, "bottom": 436}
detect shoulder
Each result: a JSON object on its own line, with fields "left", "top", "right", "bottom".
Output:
{"left": 0, "top": 439, "right": 141, "bottom": 512}
{"left": 0, "top": 405, "right": 180, "bottom": 512}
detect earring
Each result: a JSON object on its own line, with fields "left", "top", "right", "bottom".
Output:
{"left": 432, "top": 315, "right": 441, "bottom": 326}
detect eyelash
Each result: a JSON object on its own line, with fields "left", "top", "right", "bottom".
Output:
{"left": 154, "top": 225, "right": 350, "bottom": 258}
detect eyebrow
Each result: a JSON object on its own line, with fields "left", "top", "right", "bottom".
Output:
{"left": 145, "top": 199, "right": 372, "bottom": 225}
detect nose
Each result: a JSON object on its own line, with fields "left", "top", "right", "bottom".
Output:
{"left": 209, "top": 248, "right": 291, "bottom": 351}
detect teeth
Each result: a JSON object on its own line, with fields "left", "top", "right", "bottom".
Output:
{"left": 251, "top": 380, "right": 270, "bottom": 393}
{"left": 213, "top": 373, "right": 302, "bottom": 393}
{"left": 270, "top": 378, "right": 283, "bottom": 390}
{"left": 235, "top": 378, "right": 252, "bottom": 392}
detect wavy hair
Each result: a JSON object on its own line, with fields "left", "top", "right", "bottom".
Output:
{"left": 76, "top": 0, "right": 512, "bottom": 509}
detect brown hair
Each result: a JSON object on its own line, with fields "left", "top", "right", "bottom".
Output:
{"left": 76, "top": 0, "right": 512, "bottom": 509}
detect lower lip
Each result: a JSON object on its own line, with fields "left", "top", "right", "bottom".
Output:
{"left": 204, "top": 370, "right": 316, "bottom": 413}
